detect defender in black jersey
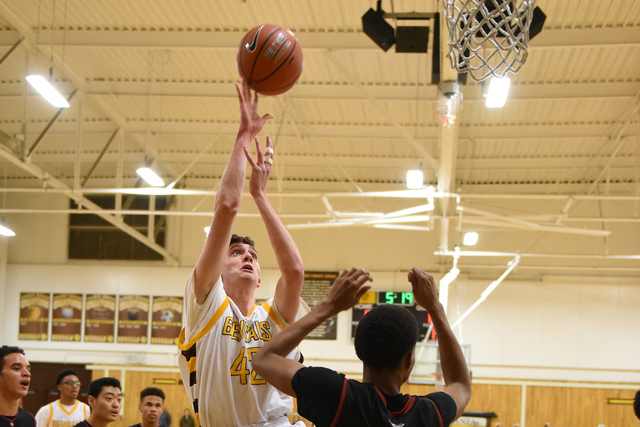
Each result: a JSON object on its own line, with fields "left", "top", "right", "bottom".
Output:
{"left": 0, "top": 346, "right": 34, "bottom": 427}
{"left": 72, "top": 378, "right": 122, "bottom": 427}
{"left": 253, "top": 268, "right": 472, "bottom": 427}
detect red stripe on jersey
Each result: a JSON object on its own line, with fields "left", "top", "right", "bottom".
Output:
{"left": 424, "top": 398, "right": 443, "bottom": 427}
{"left": 329, "top": 378, "right": 348, "bottom": 427}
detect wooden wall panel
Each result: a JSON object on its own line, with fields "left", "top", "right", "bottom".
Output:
{"left": 526, "top": 385, "right": 640, "bottom": 427}
{"left": 121, "top": 371, "right": 192, "bottom": 427}
{"left": 402, "top": 383, "right": 521, "bottom": 426}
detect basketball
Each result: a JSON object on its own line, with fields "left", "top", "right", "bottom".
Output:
{"left": 237, "top": 24, "right": 303, "bottom": 96}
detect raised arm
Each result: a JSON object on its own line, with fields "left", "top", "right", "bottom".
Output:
{"left": 193, "top": 80, "right": 272, "bottom": 304}
{"left": 409, "top": 268, "right": 471, "bottom": 420}
{"left": 243, "top": 136, "right": 304, "bottom": 323}
{"left": 253, "top": 268, "right": 372, "bottom": 395}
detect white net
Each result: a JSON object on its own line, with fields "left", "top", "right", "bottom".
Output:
{"left": 444, "top": 0, "right": 536, "bottom": 81}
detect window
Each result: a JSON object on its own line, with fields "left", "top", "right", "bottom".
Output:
{"left": 69, "top": 195, "right": 168, "bottom": 260}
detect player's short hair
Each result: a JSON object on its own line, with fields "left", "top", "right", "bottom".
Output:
{"left": 354, "top": 305, "right": 418, "bottom": 370}
{"left": 230, "top": 234, "right": 256, "bottom": 251}
{"left": 87, "top": 377, "right": 121, "bottom": 398}
{"left": 634, "top": 389, "right": 640, "bottom": 420}
{"left": 0, "top": 346, "right": 25, "bottom": 371}
{"left": 140, "top": 387, "right": 165, "bottom": 402}
{"left": 56, "top": 369, "right": 79, "bottom": 385}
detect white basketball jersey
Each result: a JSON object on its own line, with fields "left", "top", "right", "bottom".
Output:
{"left": 35, "top": 400, "right": 90, "bottom": 427}
{"left": 178, "top": 271, "right": 309, "bottom": 427}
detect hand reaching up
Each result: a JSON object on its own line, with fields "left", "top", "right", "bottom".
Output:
{"left": 235, "top": 79, "right": 273, "bottom": 140}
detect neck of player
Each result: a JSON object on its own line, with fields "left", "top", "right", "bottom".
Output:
{"left": 0, "top": 397, "right": 20, "bottom": 417}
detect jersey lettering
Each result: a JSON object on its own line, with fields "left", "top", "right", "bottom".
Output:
{"left": 221, "top": 317, "right": 271, "bottom": 343}
{"left": 229, "top": 347, "right": 267, "bottom": 385}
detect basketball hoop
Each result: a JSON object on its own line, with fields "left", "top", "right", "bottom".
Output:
{"left": 444, "top": 0, "right": 536, "bottom": 81}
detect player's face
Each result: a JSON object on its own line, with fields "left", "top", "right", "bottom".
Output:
{"left": 0, "top": 352, "right": 31, "bottom": 399}
{"left": 139, "top": 395, "right": 164, "bottom": 425}
{"left": 89, "top": 386, "right": 122, "bottom": 422}
{"left": 58, "top": 374, "right": 81, "bottom": 400}
{"left": 222, "top": 243, "right": 261, "bottom": 285}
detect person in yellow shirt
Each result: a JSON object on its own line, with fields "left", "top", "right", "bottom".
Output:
{"left": 35, "top": 370, "right": 90, "bottom": 427}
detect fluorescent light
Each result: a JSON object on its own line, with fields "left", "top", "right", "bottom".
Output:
{"left": 0, "top": 224, "right": 15, "bottom": 236}
{"left": 367, "top": 215, "right": 430, "bottom": 225}
{"left": 440, "top": 267, "right": 460, "bottom": 288}
{"left": 373, "top": 224, "right": 431, "bottom": 231}
{"left": 485, "top": 76, "right": 511, "bottom": 108}
{"left": 463, "top": 232, "right": 479, "bottom": 246}
{"left": 406, "top": 170, "right": 423, "bottom": 189}
{"left": 26, "top": 75, "right": 70, "bottom": 108}
{"left": 204, "top": 226, "right": 210, "bottom": 235}
{"left": 136, "top": 167, "right": 165, "bottom": 187}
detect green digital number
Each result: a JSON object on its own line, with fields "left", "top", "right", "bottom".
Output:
{"left": 385, "top": 292, "right": 395, "bottom": 304}
{"left": 402, "top": 292, "right": 413, "bottom": 305}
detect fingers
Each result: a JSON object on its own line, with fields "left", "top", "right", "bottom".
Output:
{"left": 243, "top": 145, "right": 257, "bottom": 168}
{"left": 234, "top": 82, "right": 243, "bottom": 103}
{"left": 254, "top": 137, "right": 263, "bottom": 164}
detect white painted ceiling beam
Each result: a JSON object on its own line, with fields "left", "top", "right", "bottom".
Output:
{"left": 1, "top": 27, "right": 636, "bottom": 50}
{"left": 2, "top": 121, "right": 639, "bottom": 140}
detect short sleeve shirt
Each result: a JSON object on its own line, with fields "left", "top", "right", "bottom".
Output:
{"left": 292, "top": 366, "right": 457, "bottom": 427}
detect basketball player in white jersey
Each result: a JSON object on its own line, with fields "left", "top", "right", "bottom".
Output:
{"left": 35, "top": 370, "right": 90, "bottom": 427}
{"left": 177, "top": 79, "right": 308, "bottom": 427}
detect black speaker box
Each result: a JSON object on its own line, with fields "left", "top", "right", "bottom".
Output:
{"left": 396, "top": 26, "right": 429, "bottom": 53}
{"left": 362, "top": 8, "right": 395, "bottom": 52}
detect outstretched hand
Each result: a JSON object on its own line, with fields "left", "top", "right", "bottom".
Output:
{"left": 244, "top": 136, "right": 273, "bottom": 198}
{"left": 323, "top": 268, "right": 373, "bottom": 315}
{"left": 408, "top": 268, "right": 440, "bottom": 312}
{"left": 235, "top": 79, "right": 273, "bottom": 139}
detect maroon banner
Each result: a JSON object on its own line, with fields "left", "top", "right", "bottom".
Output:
{"left": 19, "top": 293, "right": 50, "bottom": 341}
{"left": 84, "top": 294, "right": 116, "bottom": 343}
{"left": 117, "top": 295, "right": 150, "bottom": 343}
{"left": 51, "top": 294, "right": 83, "bottom": 342}
{"left": 151, "top": 296, "right": 183, "bottom": 345}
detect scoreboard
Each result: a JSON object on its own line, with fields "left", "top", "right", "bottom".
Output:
{"left": 351, "top": 291, "right": 436, "bottom": 341}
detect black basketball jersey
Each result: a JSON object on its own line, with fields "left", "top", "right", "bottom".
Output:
{"left": 292, "top": 366, "right": 457, "bottom": 427}
{"left": 0, "top": 408, "right": 36, "bottom": 427}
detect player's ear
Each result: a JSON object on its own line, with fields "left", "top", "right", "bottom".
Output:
{"left": 257, "top": 278, "right": 261, "bottom": 288}
{"left": 88, "top": 395, "right": 96, "bottom": 408}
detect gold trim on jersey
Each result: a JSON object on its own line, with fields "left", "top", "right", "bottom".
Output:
{"left": 262, "top": 301, "right": 284, "bottom": 330}
{"left": 58, "top": 400, "right": 79, "bottom": 416}
{"left": 178, "top": 297, "right": 230, "bottom": 350}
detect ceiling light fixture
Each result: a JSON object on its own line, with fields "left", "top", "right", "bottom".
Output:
{"left": 0, "top": 224, "right": 16, "bottom": 236}
{"left": 407, "top": 170, "right": 423, "bottom": 189}
{"left": 26, "top": 75, "right": 70, "bottom": 108}
{"left": 463, "top": 232, "right": 478, "bottom": 246}
{"left": 136, "top": 167, "right": 165, "bottom": 187}
{"left": 485, "top": 76, "right": 511, "bottom": 108}
{"left": 439, "top": 254, "right": 460, "bottom": 314}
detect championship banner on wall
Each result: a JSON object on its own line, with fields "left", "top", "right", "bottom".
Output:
{"left": 302, "top": 272, "right": 339, "bottom": 340}
{"left": 19, "top": 293, "right": 50, "bottom": 341}
{"left": 51, "top": 294, "right": 83, "bottom": 342}
{"left": 84, "top": 294, "right": 116, "bottom": 343}
{"left": 151, "top": 296, "right": 183, "bottom": 345}
{"left": 117, "top": 295, "right": 150, "bottom": 343}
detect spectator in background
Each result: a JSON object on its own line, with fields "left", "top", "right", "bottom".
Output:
{"left": 128, "top": 388, "right": 164, "bottom": 427}
{"left": 0, "top": 346, "right": 34, "bottom": 427}
{"left": 35, "top": 369, "right": 90, "bottom": 427}
{"left": 73, "top": 378, "right": 122, "bottom": 427}
{"left": 178, "top": 410, "right": 194, "bottom": 427}
{"left": 159, "top": 410, "right": 170, "bottom": 427}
